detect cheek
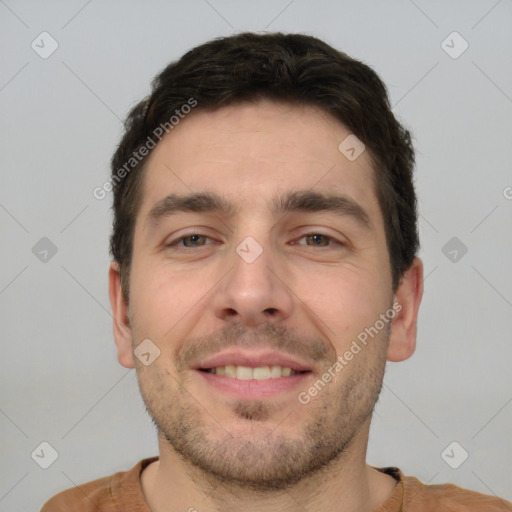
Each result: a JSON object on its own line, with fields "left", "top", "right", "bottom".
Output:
{"left": 129, "top": 258, "right": 201, "bottom": 338}
{"left": 295, "top": 265, "right": 389, "bottom": 347}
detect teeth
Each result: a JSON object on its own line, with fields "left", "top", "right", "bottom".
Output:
{"left": 253, "top": 366, "right": 270, "bottom": 379}
{"left": 225, "top": 365, "right": 236, "bottom": 378}
{"left": 281, "top": 367, "right": 291, "bottom": 377}
{"left": 269, "top": 365, "right": 282, "bottom": 378}
{"left": 236, "top": 366, "right": 253, "bottom": 380}
{"left": 205, "top": 365, "right": 301, "bottom": 379}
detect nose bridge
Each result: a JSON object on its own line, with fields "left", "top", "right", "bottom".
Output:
{"left": 211, "top": 227, "right": 294, "bottom": 326}
{"left": 229, "top": 207, "right": 275, "bottom": 276}
{"left": 234, "top": 231, "right": 273, "bottom": 287}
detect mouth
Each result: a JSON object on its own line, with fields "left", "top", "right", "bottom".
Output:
{"left": 199, "top": 365, "right": 309, "bottom": 379}
{"left": 193, "top": 351, "right": 314, "bottom": 399}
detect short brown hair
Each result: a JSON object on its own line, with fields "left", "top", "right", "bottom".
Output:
{"left": 110, "top": 31, "right": 419, "bottom": 299}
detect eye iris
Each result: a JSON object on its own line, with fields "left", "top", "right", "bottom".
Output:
{"left": 183, "top": 234, "right": 204, "bottom": 247}
{"left": 307, "top": 234, "right": 329, "bottom": 246}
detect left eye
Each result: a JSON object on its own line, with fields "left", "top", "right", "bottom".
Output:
{"left": 294, "top": 233, "right": 341, "bottom": 248}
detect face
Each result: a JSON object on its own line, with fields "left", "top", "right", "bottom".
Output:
{"left": 110, "top": 99, "right": 422, "bottom": 490}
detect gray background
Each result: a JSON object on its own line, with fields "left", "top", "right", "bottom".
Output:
{"left": 1, "top": 0, "right": 511, "bottom": 509}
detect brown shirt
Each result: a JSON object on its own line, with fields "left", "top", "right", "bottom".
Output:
{"left": 41, "top": 457, "right": 512, "bottom": 511}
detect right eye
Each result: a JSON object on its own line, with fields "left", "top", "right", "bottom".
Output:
{"left": 165, "top": 234, "right": 214, "bottom": 249}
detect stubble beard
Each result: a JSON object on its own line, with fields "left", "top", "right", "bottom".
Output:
{"left": 136, "top": 329, "right": 389, "bottom": 492}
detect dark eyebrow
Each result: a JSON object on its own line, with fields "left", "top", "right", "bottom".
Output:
{"left": 273, "top": 190, "right": 373, "bottom": 231}
{"left": 145, "top": 192, "right": 237, "bottom": 230}
{"left": 145, "top": 190, "right": 373, "bottom": 231}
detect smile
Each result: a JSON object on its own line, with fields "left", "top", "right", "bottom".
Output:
{"left": 200, "top": 365, "right": 308, "bottom": 379}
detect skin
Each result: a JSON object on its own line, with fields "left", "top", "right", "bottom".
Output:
{"left": 109, "top": 99, "right": 423, "bottom": 512}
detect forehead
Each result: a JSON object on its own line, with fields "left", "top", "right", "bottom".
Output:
{"left": 136, "top": 100, "right": 383, "bottom": 230}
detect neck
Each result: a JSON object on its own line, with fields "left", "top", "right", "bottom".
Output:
{"left": 141, "top": 421, "right": 398, "bottom": 512}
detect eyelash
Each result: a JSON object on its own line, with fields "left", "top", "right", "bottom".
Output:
{"left": 166, "top": 232, "right": 344, "bottom": 250}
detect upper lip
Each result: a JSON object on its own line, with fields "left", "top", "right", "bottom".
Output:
{"left": 195, "top": 349, "right": 313, "bottom": 372}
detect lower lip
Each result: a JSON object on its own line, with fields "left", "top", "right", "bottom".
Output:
{"left": 195, "top": 370, "right": 312, "bottom": 399}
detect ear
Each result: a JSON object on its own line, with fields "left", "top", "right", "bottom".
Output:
{"left": 108, "top": 261, "right": 135, "bottom": 368}
{"left": 386, "top": 257, "right": 424, "bottom": 362}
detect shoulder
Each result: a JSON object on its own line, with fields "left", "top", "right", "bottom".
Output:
{"left": 40, "top": 473, "right": 113, "bottom": 512}
{"left": 40, "top": 457, "right": 158, "bottom": 512}
{"left": 400, "top": 471, "right": 512, "bottom": 512}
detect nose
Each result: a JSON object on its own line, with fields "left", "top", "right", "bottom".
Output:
{"left": 210, "top": 237, "right": 295, "bottom": 328}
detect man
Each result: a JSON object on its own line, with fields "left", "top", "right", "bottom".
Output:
{"left": 42, "top": 32, "right": 512, "bottom": 511}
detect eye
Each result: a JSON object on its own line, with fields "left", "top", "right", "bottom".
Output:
{"left": 164, "top": 232, "right": 344, "bottom": 251}
{"left": 166, "top": 234, "right": 213, "bottom": 248}
{"left": 293, "top": 233, "right": 344, "bottom": 248}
